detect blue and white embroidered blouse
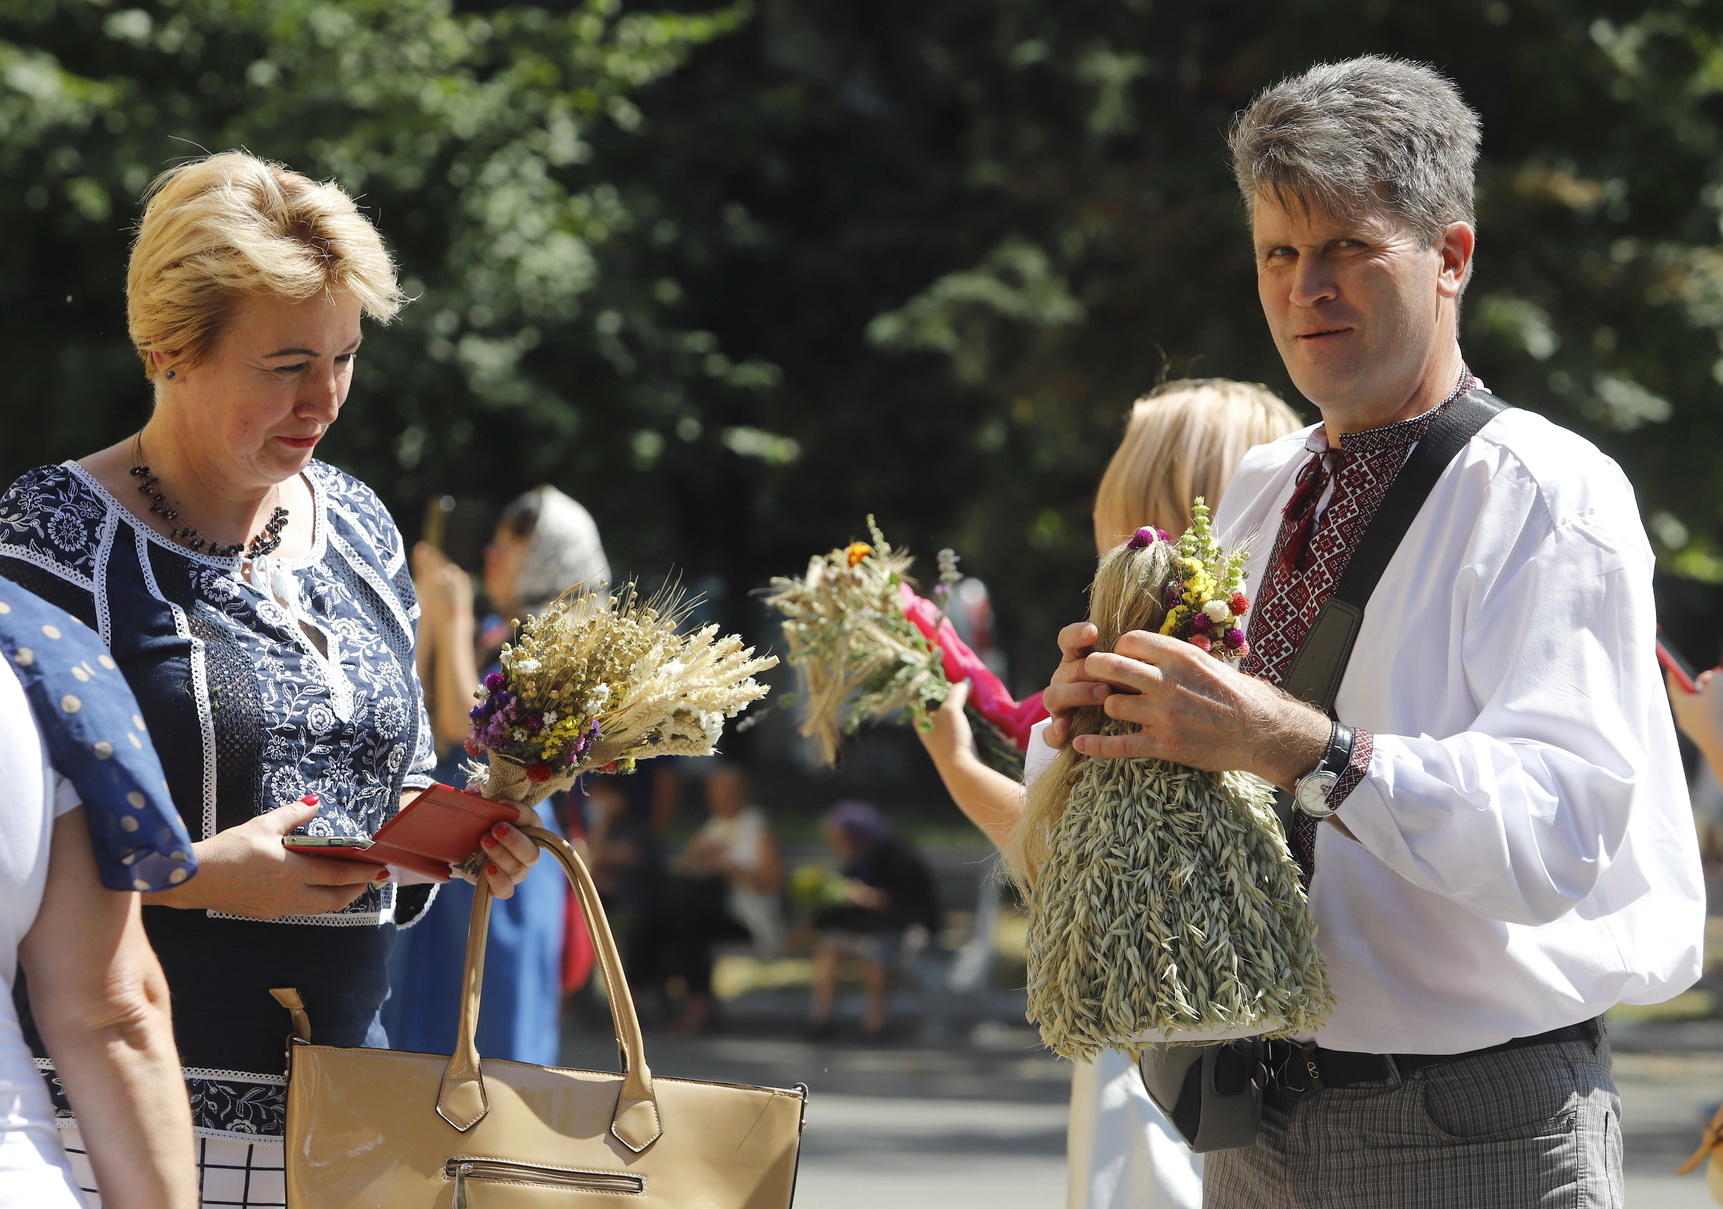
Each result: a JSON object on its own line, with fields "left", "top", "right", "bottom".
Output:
{"left": 0, "top": 459, "right": 437, "bottom": 1140}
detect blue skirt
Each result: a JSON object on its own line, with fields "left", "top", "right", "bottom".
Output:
{"left": 381, "top": 791, "right": 568, "bottom": 1066}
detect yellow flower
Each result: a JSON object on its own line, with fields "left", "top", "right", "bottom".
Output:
{"left": 1181, "top": 566, "right": 1217, "bottom": 608}
{"left": 846, "top": 542, "right": 874, "bottom": 567}
{"left": 1159, "top": 605, "right": 1189, "bottom": 636}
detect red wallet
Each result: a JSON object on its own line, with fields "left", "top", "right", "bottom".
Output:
{"left": 291, "top": 783, "right": 521, "bottom": 882}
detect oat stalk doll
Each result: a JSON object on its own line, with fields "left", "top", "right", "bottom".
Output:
{"left": 1010, "top": 501, "right": 1331, "bottom": 1060}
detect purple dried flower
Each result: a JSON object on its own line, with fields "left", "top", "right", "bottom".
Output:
{"left": 1162, "top": 583, "right": 1183, "bottom": 608}
{"left": 1222, "top": 628, "right": 1246, "bottom": 650}
{"left": 1189, "top": 613, "right": 1214, "bottom": 635}
{"left": 484, "top": 671, "right": 507, "bottom": 692}
{"left": 1128, "top": 527, "right": 1156, "bottom": 550}
{"left": 1156, "top": 528, "right": 1172, "bottom": 543}
{"left": 525, "top": 714, "right": 543, "bottom": 734}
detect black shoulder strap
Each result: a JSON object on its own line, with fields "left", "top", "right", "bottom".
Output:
{"left": 1278, "top": 389, "right": 1508, "bottom": 713}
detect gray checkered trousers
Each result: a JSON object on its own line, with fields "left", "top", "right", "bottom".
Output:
{"left": 1202, "top": 1028, "right": 1621, "bottom": 1208}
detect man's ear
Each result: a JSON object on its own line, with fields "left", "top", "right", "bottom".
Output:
{"left": 1437, "top": 222, "right": 1475, "bottom": 299}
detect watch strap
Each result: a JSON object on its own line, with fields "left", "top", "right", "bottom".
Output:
{"left": 1318, "top": 722, "right": 1356, "bottom": 776}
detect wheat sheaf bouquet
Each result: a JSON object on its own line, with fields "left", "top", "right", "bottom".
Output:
{"left": 1011, "top": 502, "right": 1331, "bottom": 1060}
{"left": 462, "top": 584, "right": 777, "bottom": 809}
{"left": 762, "top": 519, "right": 1022, "bottom": 772}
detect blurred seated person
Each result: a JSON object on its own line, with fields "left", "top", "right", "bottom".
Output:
{"left": 807, "top": 800, "right": 941, "bottom": 1040}
{"left": 631, "top": 764, "right": 782, "bottom": 1034}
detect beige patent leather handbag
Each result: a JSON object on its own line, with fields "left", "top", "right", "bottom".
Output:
{"left": 273, "top": 823, "right": 807, "bottom": 1207}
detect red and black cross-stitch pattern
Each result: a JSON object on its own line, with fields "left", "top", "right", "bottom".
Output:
{"left": 1243, "top": 372, "right": 1475, "bottom": 871}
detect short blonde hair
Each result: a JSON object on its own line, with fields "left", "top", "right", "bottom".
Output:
{"left": 127, "top": 151, "right": 404, "bottom": 379}
{"left": 1092, "top": 378, "right": 1301, "bottom": 552}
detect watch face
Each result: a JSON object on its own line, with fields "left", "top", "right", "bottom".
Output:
{"left": 1295, "top": 770, "right": 1340, "bottom": 817}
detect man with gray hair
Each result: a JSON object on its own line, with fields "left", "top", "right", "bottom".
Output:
{"left": 1041, "top": 56, "right": 1703, "bottom": 1205}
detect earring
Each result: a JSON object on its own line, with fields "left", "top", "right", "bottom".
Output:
{"left": 165, "top": 370, "right": 176, "bottom": 380}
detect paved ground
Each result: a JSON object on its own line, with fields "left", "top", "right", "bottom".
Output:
{"left": 559, "top": 1006, "right": 1723, "bottom": 1207}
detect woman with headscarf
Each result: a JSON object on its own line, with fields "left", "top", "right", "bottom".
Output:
{"left": 389, "top": 484, "right": 609, "bottom": 1064}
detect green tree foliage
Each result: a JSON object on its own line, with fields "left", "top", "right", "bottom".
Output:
{"left": 8, "top": 0, "right": 1723, "bottom": 704}
{"left": 612, "top": 0, "right": 1723, "bottom": 680}
{"left": 0, "top": 0, "right": 744, "bottom": 574}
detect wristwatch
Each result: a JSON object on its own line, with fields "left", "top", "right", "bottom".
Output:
{"left": 1292, "top": 721, "right": 1355, "bottom": 819}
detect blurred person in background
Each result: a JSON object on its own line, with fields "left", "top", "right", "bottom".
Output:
{"left": 1669, "top": 663, "right": 1723, "bottom": 783}
{"left": 805, "top": 799, "right": 941, "bottom": 1041}
{"left": 587, "top": 771, "right": 673, "bottom": 998}
{"left": 0, "top": 580, "right": 199, "bottom": 1209}
{"left": 1666, "top": 657, "right": 1723, "bottom": 881}
{"left": 629, "top": 763, "right": 784, "bottom": 1034}
{"left": 0, "top": 150, "right": 539, "bottom": 1207}
{"left": 917, "top": 378, "right": 1300, "bottom": 1209}
{"left": 390, "top": 484, "right": 609, "bottom": 1064}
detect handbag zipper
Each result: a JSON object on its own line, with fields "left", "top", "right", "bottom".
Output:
{"left": 447, "top": 1158, "right": 643, "bottom": 1205}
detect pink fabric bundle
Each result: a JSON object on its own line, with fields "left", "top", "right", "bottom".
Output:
{"left": 897, "top": 583, "right": 1047, "bottom": 751}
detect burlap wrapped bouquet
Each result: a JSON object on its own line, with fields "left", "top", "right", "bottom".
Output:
{"left": 462, "top": 585, "right": 776, "bottom": 810}
{"left": 1010, "top": 504, "right": 1331, "bottom": 1060}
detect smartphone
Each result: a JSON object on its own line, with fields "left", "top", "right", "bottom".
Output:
{"left": 283, "top": 834, "right": 376, "bottom": 852}
{"left": 1656, "top": 627, "right": 1701, "bottom": 695}
{"left": 279, "top": 784, "right": 520, "bottom": 882}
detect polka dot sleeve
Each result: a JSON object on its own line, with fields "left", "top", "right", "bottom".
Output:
{"left": 0, "top": 577, "right": 195, "bottom": 891}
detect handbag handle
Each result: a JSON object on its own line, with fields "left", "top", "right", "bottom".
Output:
{"left": 435, "top": 823, "right": 664, "bottom": 1153}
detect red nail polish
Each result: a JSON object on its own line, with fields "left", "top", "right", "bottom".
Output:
{"left": 301, "top": 794, "right": 320, "bottom": 806}
{"left": 492, "top": 823, "right": 510, "bottom": 839}
{"left": 486, "top": 863, "right": 498, "bottom": 877}
{"left": 481, "top": 836, "right": 496, "bottom": 849}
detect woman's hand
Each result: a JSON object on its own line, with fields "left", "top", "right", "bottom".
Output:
{"left": 412, "top": 542, "right": 472, "bottom": 635}
{"left": 679, "top": 832, "right": 726, "bottom": 875}
{"left": 145, "top": 797, "right": 386, "bottom": 920}
{"left": 449, "top": 804, "right": 541, "bottom": 900}
{"left": 844, "top": 879, "right": 888, "bottom": 910}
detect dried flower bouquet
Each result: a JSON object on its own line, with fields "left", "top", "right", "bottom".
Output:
{"left": 463, "top": 585, "right": 776, "bottom": 810}
{"left": 1011, "top": 502, "right": 1331, "bottom": 1060}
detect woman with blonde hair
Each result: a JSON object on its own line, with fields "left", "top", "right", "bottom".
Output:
{"left": 916, "top": 377, "right": 1300, "bottom": 1209}
{"left": 0, "top": 151, "right": 540, "bottom": 1207}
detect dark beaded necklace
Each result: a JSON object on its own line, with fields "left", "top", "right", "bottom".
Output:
{"left": 128, "top": 438, "right": 290, "bottom": 560}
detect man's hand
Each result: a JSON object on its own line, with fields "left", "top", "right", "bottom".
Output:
{"left": 1041, "top": 626, "right": 1331, "bottom": 790}
{"left": 1042, "top": 622, "right": 1106, "bottom": 750}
